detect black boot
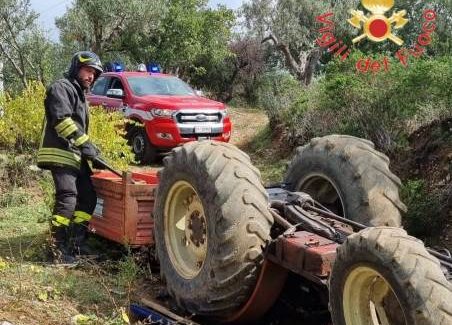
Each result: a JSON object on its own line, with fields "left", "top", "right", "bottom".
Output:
{"left": 50, "top": 225, "right": 76, "bottom": 264}
{"left": 70, "top": 222, "right": 94, "bottom": 256}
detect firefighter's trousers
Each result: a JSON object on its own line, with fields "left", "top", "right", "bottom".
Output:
{"left": 51, "top": 160, "right": 97, "bottom": 223}
{"left": 50, "top": 160, "right": 97, "bottom": 253}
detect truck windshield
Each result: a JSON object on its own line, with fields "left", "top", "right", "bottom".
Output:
{"left": 127, "top": 76, "right": 195, "bottom": 96}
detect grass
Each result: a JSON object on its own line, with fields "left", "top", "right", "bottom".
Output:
{"left": 229, "top": 107, "right": 291, "bottom": 185}
{"left": 0, "top": 186, "right": 143, "bottom": 325}
{"left": 0, "top": 199, "right": 49, "bottom": 261}
{"left": 245, "top": 126, "right": 290, "bottom": 185}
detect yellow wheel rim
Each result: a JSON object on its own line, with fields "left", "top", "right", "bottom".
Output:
{"left": 343, "top": 266, "right": 407, "bottom": 325}
{"left": 164, "top": 181, "right": 208, "bottom": 279}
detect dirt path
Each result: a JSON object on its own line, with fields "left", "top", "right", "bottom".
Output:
{"left": 228, "top": 106, "right": 268, "bottom": 148}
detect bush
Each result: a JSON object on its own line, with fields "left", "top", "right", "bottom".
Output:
{"left": 88, "top": 107, "right": 135, "bottom": 171}
{"left": 277, "top": 54, "right": 452, "bottom": 152}
{"left": 255, "top": 70, "right": 303, "bottom": 127}
{"left": 0, "top": 81, "right": 46, "bottom": 151}
{"left": 0, "top": 153, "right": 39, "bottom": 189}
{"left": 400, "top": 179, "right": 443, "bottom": 241}
{"left": 0, "top": 82, "right": 134, "bottom": 170}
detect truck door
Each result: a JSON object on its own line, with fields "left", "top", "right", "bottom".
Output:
{"left": 104, "top": 77, "right": 126, "bottom": 112}
{"left": 87, "top": 76, "right": 108, "bottom": 107}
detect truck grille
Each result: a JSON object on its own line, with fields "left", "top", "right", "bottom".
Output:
{"left": 174, "top": 110, "right": 224, "bottom": 137}
{"left": 175, "top": 111, "right": 223, "bottom": 124}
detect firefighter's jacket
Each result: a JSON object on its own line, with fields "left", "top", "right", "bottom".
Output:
{"left": 38, "top": 78, "right": 90, "bottom": 170}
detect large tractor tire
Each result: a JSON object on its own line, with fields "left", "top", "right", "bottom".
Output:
{"left": 285, "top": 135, "right": 406, "bottom": 226}
{"left": 329, "top": 227, "right": 452, "bottom": 325}
{"left": 128, "top": 126, "right": 157, "bottom": 164}
{"left": 154, "top": 141, "right": 273, "bottom": 317}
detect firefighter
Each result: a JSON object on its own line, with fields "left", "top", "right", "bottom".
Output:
{"left": 38, "top": 51, "right": 103, "bottom": 263}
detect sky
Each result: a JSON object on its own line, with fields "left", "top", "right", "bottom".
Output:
{"left": 30, "top": 0, "right": 245, "bottom": 42}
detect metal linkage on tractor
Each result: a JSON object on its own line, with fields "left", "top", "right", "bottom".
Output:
{"left": 265, "top": 186, "right": 452, "bottom": 283}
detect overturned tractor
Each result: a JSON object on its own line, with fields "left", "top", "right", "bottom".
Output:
{"left": 91, "top": 135, "right": 452, "bottom": 324}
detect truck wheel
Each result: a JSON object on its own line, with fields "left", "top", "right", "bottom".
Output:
{"left": 154, "top": 141, "right": 273, "bottom": 317}
{"left": 129, "top": 127, "right": 157, "bottom": 164}
{"left": 329, "top": 227, "right": 452, "bottom": 325}
{"left": 284, "top": 135, "right": 406, "bottom": 226}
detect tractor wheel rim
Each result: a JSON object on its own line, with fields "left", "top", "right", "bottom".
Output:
{"left": 343, "top": 266, "right": 407, "bottom": 325}
{"left": 164, "top": 180, "right": 207, "bottom": 279}
{"left": 133, "top": 134, "right": 144, "bottom": 154}
{"left": 297, "top": 173, "right": 345, "bottom": 217}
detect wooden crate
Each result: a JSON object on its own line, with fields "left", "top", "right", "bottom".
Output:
{"left": 89, "top": 171, "right": 158, "bottom": 247}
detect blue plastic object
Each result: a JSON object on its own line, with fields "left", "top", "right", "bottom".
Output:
{"left": 113, "top": 62, "right": 124, "bottom": 72}
{"left": 129, "top": 303, "right": 179, "bottom": 325}
{"left": 147, "top": 62, "right": 161, "bottom": 73}
{"left": 104, "top": 61, "right": 124, "bottom": 72}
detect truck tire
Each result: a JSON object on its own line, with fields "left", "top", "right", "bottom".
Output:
{"left": 284, "top": 135, "right": 406, "bottom": 226}
{"left": 329, "top": 227, "right": 452, "bottom": 325}
{"left": 154, "top": 141, "right": 273, "bottom": 317}
{"left": 129, "top": 126, "right": 157, "bottom": 164}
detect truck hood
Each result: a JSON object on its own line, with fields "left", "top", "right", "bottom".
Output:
{"left": 134, "top": 95, "right": 224, "bottom": 110}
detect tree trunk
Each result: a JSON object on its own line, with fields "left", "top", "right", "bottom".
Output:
{"left": 222, "top": 64, "right": 241, "bottom": 103}
{"left": 262, "top": 33, "right": 320, "bottom": 86}
{"left": 299, "top": 48, "right": 321, "bottom": 86}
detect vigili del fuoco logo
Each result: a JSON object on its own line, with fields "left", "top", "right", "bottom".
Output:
{"left": 316, "top": 0, "right": 437, "bottom": 73}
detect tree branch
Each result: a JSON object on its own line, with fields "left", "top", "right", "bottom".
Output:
{"left": 1, "top": 12, "right": 38, "bottom": 75}
{"left": 262, "top": 33, "right": 301, "bottom": 76}
{"left": 102, "top": 14, "right": 127, "bottom": 51}
{"left": 262, "top": 33, "right": 320, "bottom": 86}
{"left": 1, "top": 13, "right": 23, "bottom": 50}
{"left": 0, "top": 42, "right": 26, "bottom": 87}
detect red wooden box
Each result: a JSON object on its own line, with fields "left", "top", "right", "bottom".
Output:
{"left": 89, "top": 171, "right": 158, "bottom": 247}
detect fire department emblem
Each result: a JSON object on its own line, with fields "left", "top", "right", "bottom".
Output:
{"left": 348, "top": 0, "right": 408, "bottom": 45}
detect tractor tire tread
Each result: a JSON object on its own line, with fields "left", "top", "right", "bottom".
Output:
{"left": 330, "top": 227, "right": 452, "bottom": 325}
{"left": 285, "top": 134, "right": 406, "bottom": 226}
{"left": 154, "top": 141, "right": 273, "bottom": 317}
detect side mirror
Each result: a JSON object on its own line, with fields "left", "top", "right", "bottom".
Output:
{"left": 195, "top": 89, "right": 204, "bottom": 97}
{"left": 106, "top": 88, "right": 124, "bottom": 99}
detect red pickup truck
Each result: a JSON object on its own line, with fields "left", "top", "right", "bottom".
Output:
{"left": 87, "top": 71, "right": 232, "bottom": 163}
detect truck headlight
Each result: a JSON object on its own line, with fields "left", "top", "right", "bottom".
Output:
{"left": 151, "top": 108, "right": 173, "bottom": 117}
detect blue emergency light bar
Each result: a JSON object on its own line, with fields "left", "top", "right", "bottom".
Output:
{"left": 147, "top": 63, "right": 161, "bottom": 73}
{"left": 104, "top": 61, "right": 124, "bottom": 72}
{"left": 113, "top": 62, "right": 123, "bottom": 72}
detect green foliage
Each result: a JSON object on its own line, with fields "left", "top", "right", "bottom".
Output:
{"left": 242, "top": 0, "right": 451, "bottom": 71}
{"left": 0, "top": 0, "right": 60, "bottom": 91}
{"left": 116, "top": 252, "right": 141, "bottom": 288}
{"left": 244, "top": 125, "right": 290, "bottom": 184}
{"left": 89, "top": 107, "right": 135, "bottom": 171}
{"left": 0, "top": 188, "right": 28, "bottom": 208}
{"left": 56, "top": 0, "right": 235, "bottom": 91}
{"left": 400, "top": 179, "right": 442, "bottom": 241}
{"left": 154, "top": 1, "right": 233, "bottom": 70}
{"left": 56, "top": 0, "right": 164, "bottom": 56}
{"left": 39, "top": 173, "right": 55, "bottom": 212}
{"left": 0, "top": 82, "right": 46, "bottom": 151}
{"left": 0, "top": 153, "right": 40, "bottom": 189}
{"left": 278, "top": 54, "right": 452, "bottom": 151}
{"left": 385, "top": 0, "right": 452, "bottom": 57}
{"left": 255, "top": 70, "right": 302, "bottom": 126}
{"left": 0, "top": 199, "right": 50, "bottom": 261}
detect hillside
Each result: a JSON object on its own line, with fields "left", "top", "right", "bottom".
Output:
{"left": 394, "top": 118, "right": 452, "bottom": 249}
{"left": 0, "top": 107, "right": 450, "bottom": 324}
